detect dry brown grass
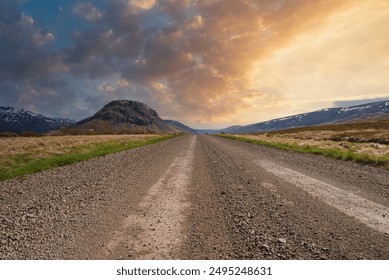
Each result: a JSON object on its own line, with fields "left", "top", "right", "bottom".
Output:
{"left": 240, "top": 134, "right": 389, "bottom": 157}
{"left": 0, "top": 134, "right": 160, "bottom": 159}
{"left": 243, "top": 119, "right": 389, "bottom": 157}
{"left": 0, "top": 134, "right": 175, "bottom": 181}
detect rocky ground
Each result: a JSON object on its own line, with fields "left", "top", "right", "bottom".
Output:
{"left": 1, "top": 135, "right": 388, "bottom": 259}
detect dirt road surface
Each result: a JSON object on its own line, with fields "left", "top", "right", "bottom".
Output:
{"left": 1, "top": 135, "right": 388, "bottom": 259}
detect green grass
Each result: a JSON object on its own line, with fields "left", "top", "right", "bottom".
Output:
{"left": 219, "top": 134, "right": 389, "bottom": 170}
{"left": 0, "top": 135, "right": 177, "bottom": 181}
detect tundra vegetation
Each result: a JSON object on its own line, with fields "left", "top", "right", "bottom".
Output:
{"left": 220, "top": 118, "right": 389, "bottom": 170}
{"left": 0, "top": 134, "right": 176, "bottom": 181}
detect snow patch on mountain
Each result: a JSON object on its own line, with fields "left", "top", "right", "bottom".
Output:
{"left": 0, "top": 106, "right": 76, "bottom": 133}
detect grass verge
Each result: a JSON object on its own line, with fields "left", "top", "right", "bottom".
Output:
{"left": 219, "top": 134, "right": 389, "bottom": 170}
{"left": 0, "top": 134, "right": 177, "bottom": 181}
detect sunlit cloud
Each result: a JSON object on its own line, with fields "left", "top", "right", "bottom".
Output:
{"left": 1, "top": 0, "right": 389, "bottom": 128}
{"left": 251, "top": 0, "right": 389, "bottom": 120}
{"left": 128, "top": 0, "right": 156, "bottom": 13}
{"left": 73, "top": 1, "right": 102, "bottom": 22}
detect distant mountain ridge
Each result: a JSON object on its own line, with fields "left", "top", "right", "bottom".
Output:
{"left": 164, "top": 120, "right": 198, "bottom": 134}
{"left": 0, "top": 106, "right": 75, "bottom": 133}
{"left": 1, "top": 99, "right": 389, "bottom": 135}
{"left": 221, "top": 100, "right": 389, "bottom": 134}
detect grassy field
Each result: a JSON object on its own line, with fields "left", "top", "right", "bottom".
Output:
{"left": 0, "top": 134, "right": 176, "bottom": 181}
{"left": 219, "top": 119, "right": 389, "bottom": 170}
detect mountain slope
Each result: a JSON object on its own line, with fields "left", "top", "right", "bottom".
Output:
{"left": 68, "top": 100, "right": 180, "bottom": 134}
{"left": 164, "top": 120, "right": 198, "bottom": 134}
{"left": 0, "top": 106, "right": 75, "bottom": 133}
{"left": 223, "top": 100, "right": 389, "bottom": 134}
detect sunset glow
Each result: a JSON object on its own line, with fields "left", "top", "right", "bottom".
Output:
{"left": 1, "top": 0, "right": 389, "bottom": 128}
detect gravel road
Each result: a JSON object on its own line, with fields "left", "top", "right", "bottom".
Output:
{"left": 1, "top": 135, "right": 388, "bottom": 259}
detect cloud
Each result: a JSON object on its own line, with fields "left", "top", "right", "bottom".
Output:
{"left": 186, "top": 15, "right": 203, "bottom": 30}
{"left": 0, "top": 0, "right": 73, "bottom": 117}
{"left": 250, "top": 0, "right": 389, "bottom": 118}
{"left": 98, "top": 78, "right": 130, "bottom": 94}
{"left": 333, "top": 96, "right": 389, "bottom": 108}
{"left": 128, "top": 0, "right": 157, "bottom": 13}
{"left": 0, "top": 74, "right": 78, "bottom": 117}
{"left": 73, "top": 1, "right": 102, "bottom": 22}
{"left": 0, "top": 1, "right": 60, "bottom": 81}
{"left": 2, "top": 0, "right": 389, "bottom": 127}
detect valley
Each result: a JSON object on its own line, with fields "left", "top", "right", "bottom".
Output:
{"left": 1, "top": 99, "right": 389, "bottom": 260}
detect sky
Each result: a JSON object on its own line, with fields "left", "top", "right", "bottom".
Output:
{"left": 1, "top": 0, "right": 389, "bottom": 129}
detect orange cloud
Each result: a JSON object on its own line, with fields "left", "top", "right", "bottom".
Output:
{"left": 250, "top": 0, "right": 389, "bottom": 121}
{"left": 134, "top": 0, "right": 358, "bottom": 126}
{"left": 10, "top": 0, "right": 387, "bottom": 128}
{"left": 128, "top": 0, "right": 156, "bottom": 12}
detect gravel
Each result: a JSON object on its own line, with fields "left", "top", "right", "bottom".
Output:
{"left": 0, "top": 136, "right": 188, "bottom": 259}
{"left": 179, "top": 136, "right": 389, "bottom": 260}
{"left": 1, "top": 135, "right": 388, "bottom": 259}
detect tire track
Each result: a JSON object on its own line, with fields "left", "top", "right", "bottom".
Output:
{"left": 255, "top": 159, "right": 389, "bottom": 235}
{"left": 106, "top": 136, "right": 196, "bottom": 259}
{"left": 181, "top": 136, "right": 389, "bottom": 259}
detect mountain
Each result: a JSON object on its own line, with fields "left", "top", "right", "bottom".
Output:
{"left": 164, "top": 120, "right": 222, "bottom": 134}
{"left": 0, "top": 106, "right": 75, "bottom": 134}
{"left": 67, "top": 100, "right": 180, "bottom": 134}
{"left": 3, "top": 99, "right": 388, "bottom": 135}
{"left": 222, "top": 100, "right": 389, "bottom": 134}
{"left": 194, "top": 129, "right": 220, "bottom": 134}
{"left": 164, "top": 120, "right": 198, "bottom": 134}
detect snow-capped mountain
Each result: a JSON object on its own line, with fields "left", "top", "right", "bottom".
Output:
{"left": 222, "top": 100, "right": 389, "bottom": 134}
{"left": 0, "top": 106, "right": 76, "bottom": 133}
{"left": 1, "top": 99, "right": 389, "bottom": 135}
